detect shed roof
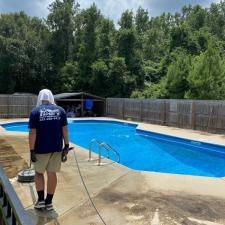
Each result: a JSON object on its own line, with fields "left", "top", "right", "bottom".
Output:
{"left": 54, "top": 92, "right": 105, "bottom": 100}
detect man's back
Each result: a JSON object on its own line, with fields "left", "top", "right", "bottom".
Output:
{"left": 29, "top": 104, "right": 67, "bottom": 154}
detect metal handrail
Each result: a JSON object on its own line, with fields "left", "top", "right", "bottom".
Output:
{"left": 98, "top": 142, "right": 120, "bottom": 166}
{"left": 88, "top": 138, "right": 102, "bottom": 161}
{"left": 0, "top": 167, "right": 33, "bottom": 225}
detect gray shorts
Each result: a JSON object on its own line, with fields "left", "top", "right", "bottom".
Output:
{"left": 33, "top": 152, "right": 62, "bottom": 173}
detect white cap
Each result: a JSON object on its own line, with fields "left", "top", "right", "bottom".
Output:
{"left": 36, "top": 89, "right": 56, "bottom": 107}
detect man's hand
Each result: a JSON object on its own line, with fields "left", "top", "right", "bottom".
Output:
{"left": 30, "top": 150, "right": 37, "bottom": 163}
{"left": 62, "top": 144, "right": 69, "bottom": 162}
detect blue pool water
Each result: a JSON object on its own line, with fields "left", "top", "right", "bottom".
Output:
{"left": 2, "top": 120, "right": 225, "bottom": 177}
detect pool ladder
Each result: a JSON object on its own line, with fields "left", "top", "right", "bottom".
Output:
{"left": 88, "top": 139, "right": 120, "bottom": 166}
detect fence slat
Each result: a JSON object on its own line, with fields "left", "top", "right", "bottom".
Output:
{"left": 0, "top": 95, "right": 37, "bottom": 118}
{"left": 106, "top": 98, "right": 225, "bottom": 133}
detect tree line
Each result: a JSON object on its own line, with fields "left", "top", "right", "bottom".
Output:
{"left": 1, "top": 0, "right": 225, "bottom": 99}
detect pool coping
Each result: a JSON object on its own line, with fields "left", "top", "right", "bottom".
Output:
{"left": 1, "top": 117, "right": 225, "bottom": 147}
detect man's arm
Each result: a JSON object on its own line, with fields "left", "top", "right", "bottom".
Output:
{"left": 29, "top": 128, "right": 36, "bottom": 150}
{"left": 62, "top": 126, "right": 69, "bottom": 146}
{"left": 29, "top": 128, "right": 38, "bottom": 162}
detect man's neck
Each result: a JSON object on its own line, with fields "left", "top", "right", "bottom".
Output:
{"left": 42, "top": 100, "right": 50, "bottom": 105}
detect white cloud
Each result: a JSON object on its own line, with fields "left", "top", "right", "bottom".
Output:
{"left": 78, "top": 0, "right": 221, "bottom": 24}
{"left": 0, "top": 0, "right": 221, "bottom": 22}
{"left": 0, "top": 0, "right": 53, "bottom": 18}
{"left": 79, "top": 0, "right": 149, "bottom": 23}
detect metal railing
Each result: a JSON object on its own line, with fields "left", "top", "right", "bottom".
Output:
{"left": 88, "top": 139, "right": 102, "bottom": 161}
{"left": 88, "top": 139, "right": 120, "bottom": 165}
{"left": 0, "top": 167, "right": 33, "bottom": 225}
{"left": 98, "top": 143, "right": 120, "bottom": 166}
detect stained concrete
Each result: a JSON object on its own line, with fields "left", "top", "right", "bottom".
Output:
{"left": 1, "top": 118, "right": 225, "bottom": 225}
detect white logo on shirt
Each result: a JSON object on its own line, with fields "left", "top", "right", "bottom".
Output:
{"left": 39, "top": 109, "right": 61, "bottom": 121}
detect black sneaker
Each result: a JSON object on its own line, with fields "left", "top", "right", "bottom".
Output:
{"left": 34, "top": 200, "right": 45, "bottom": 209}
{"left": 45, "top": 202, "right": 53, "bottom": 211}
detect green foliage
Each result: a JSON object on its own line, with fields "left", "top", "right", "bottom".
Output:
{"left": 131, "top": 80, "right": 167, "bottom": 99}
{"left": 206, "top": 3, "right": 225, "bottom": 40}
{"left": 58, "top": 62, "right": 79, "bottom": 92}
{"left": 0, "top": 13, "right": 53, "bottom": 94}
{"left": 143, "top": 60, "right": 162, "bottom": 83}
{"left": 135, "top": 7, "right": 149, "bottom": 33}
{"left": 118, "top": 10, "right": 134, "bottom": 29}
{"left": 107, "top": 57, "right": 133, "bottom": 97}
{"left": 0, "top": 36, "right": 21, "bottom": 93}
{"left": 186, "top": 40, "right": 225, "bottom": 99}
{"left": 77, "top": 4, "right": 101, "bottom": 91}
{"left": 186, "top": 5, "right": 207, "bottom": 30}
{"left": 47, "top": 0, "right": 79, "bottom": 66}
{"left": 118, "top": 11, "right": 144, "bottom": 88}
{"left": 90, "top": 60, "right": 108, "bottom": 96}
{"left": 164, "top": 51, "right": 191, "bottom": 99}
{"left": 97, "top": 18, "right": 115, "bottom": 64}
{"left": 1, "top": 1, "right": 225, "bottom": 100}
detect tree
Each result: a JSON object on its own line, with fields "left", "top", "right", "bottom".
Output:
{"left": 118, "top": 11, "right": 144, "bottom": 88}
{"left": 143, "top": 60, "right": 163, "bottom": 83}
{"left": 131, "top": 79, "right": 167, "bottom": 99}
{"left": 58, "top": 62, "right": 79, "bottom": 92}
{"left": 0, "top": 13, "right": 53, "bottom": 94}
{"left": 90, "top": 60, "right": 108, "bottom": 96}
{"left": 186, "top": 40, "right": 225, "bottom": 99}
{"left": 47, "top": 0, "right": 79, "bottom": 66}
{"left": 164, "top": 51, "right": 191, "bottom": 99}
{"left": 186, "top": 5, "right": 207, "bottom": 30}
{"left": 0, "top": 37, "right": 21, "bottom": 93}
{"left": 107, "top": 57, "right": 133, "bottom": 97}
{"left": 170, "top": 23, "right": 200, "bottom": 54}
{"left": 135, "top": 7, "right": 149, "bottom": 33}
{"left": 206, "top": 3, "right": 225, "bottom": 40}
{"left": 118, "top": 10, "right": 133, "bottom": 29}
{"left": 97, "top": 18, "right": 115, "bottom": 64}
{"left": 77, "top": 4, "right": 101, "bottom": 91}
{"left": 182, "top": 5, "right": 192, "bottom": 19}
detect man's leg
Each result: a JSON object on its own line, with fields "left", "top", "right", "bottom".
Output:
{"left": 45, "top": 152, "right": 61, "bottom": 210}
{"left": 47, "top": 171, "right": 57, "bottom": 194}
{"left": 35, "top": 172, "right": 45, "bottom": 191}
{"left": 45, "top": 172, "right": 57, "bottom": 210}
{"left": 34, "top": 172, "right": 45, "bottom": 209}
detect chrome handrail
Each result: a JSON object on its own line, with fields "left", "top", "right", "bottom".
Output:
{"left": 98, "top": 142, "right": 120, "bottom": 166}
{"left": 88, "top": 139, "right": 102, "bottom": 161}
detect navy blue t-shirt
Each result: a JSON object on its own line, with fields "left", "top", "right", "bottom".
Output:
{"left": 29, "top": 104, "right": 68, "bottom": 154}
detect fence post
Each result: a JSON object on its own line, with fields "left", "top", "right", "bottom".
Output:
{"left": 191, "top": 101, "right": 196, "bottom": 130}
{"left": 27, "top": 96, "right": 30, "bottom": 117}
{"left": 105, "top": 99, "right": 108, "bottom": 116}
{"left": 122, "top": 99, "right": 125, "bottom": 119}
{"left": 163, "top": 100, "right": 167, "bottom": 125}
{"left": 7, "top": 95, "right": 10, "bottom": 118}
{"left": 140, "top": 100, "right": 143, "bottom": 121}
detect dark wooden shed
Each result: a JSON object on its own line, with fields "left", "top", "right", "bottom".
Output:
{"left": 54, "top": 92, "right": 105, "bottom": 117}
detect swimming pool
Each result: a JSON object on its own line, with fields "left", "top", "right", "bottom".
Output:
{"left": 2, "top": 120, "right": 225, "bottom": 177}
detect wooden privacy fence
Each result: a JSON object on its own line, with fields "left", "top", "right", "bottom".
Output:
{"left": 106, "top": 98, "right": 225, "bottom": 133}
{"left": 1, "top": 95, "right": 225, "bottom": 133}
{"left": 0, "top": 95, "right": 37, "bottom": 118}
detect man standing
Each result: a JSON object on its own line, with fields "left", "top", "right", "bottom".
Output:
{"left": 29, "top": 89, "right": 69, "bottom": 211}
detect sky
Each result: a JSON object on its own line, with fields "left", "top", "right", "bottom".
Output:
{"left": 0, "top": 0, "right": 221, "bottom": 24}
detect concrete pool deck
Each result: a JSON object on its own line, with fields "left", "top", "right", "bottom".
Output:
{"left": 1, "top": 118, "right": 225, "bottom": 225}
